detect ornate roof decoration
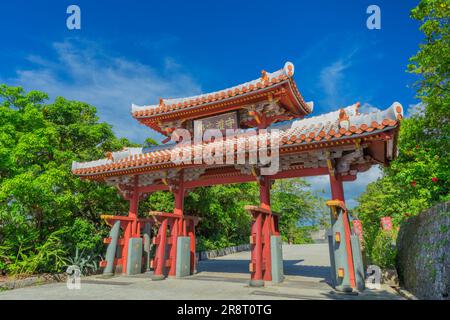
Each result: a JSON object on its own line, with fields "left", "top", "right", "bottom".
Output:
{"left": 130, "top": 62, "right": 312, "bottom": 134}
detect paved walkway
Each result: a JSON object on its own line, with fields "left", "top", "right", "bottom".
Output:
{"left": 0, "top": 244, "right": 402, "bottom": 300}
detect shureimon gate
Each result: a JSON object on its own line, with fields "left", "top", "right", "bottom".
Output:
{"left": 72, "top": 62, "right": 403, "bottom": 292}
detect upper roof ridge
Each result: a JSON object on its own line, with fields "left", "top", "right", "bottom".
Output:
{"left": 131, "top": 61, "right": 296, "bottom": 114}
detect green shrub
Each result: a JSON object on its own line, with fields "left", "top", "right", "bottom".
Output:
{"left": 0, "top": 228, "right": 69, "bottom": 276}
{"left": 196, "top": 235, "right": 243, "bottom": 252}
{"left": 370, "top": 230, "right": 397, "bottom": 269}
{"left": 281, "top": 226, "right": 314, "bottom": 244}
{"left": 0, "top": 218, "right": 104, "bottom": 276}
{"left": 65, "top": 247, "right": 100, "bottom": 276}
{"left": 66, "top": 218, "right": 103, "bottom": 253}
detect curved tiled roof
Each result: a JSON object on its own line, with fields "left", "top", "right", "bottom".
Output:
{"left": 72, "top": 102, "right": 403, "bottom": 177}
{"left": 281, "top": 102, "right": 402, "bottom": 144}
{"left": 131, "top": 62, "right": 312, "bottom": 118}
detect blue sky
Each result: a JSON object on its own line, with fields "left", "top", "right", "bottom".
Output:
{"left": 0, "top": 0, "right": 424, "bottom": 207}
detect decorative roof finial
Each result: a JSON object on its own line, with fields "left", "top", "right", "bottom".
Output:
{"left": 338, "top": 109, "right": 350, "bottom": 130}
{"left": 339, "top": 108, "right": 349, "bottom": 121}
{"left": 261, "top": 70, "right": 269, "bottom": 81}
{"left": 355, "top": 102, "right": 361, "bottom": 115}
{"left": 159, "top": 98, "right": 164, "bottom": 107}
{"left": 283, "top": 61, "right": 295, "bottom": 77}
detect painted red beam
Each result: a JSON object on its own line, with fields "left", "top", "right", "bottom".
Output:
{"left": 271, "top": 167, "right": 328, "bottom": 179}
{"left": 137, "top": 184, "right": 169, "bottom": 193}
{"left": 148, "top": 211, "right": 201, "bottom": 222}
{"left": 135, "top": 167, "right": 357, "bottom": 193}
{"left": 185, "top": 174, "right": 257, "bottom": 189}
{"left": 341, "top": 175, "right": 357, "bottom": 182}
{"left": 182, "top": 167, "right": 357, "bottom": 190}
{"left": 244, "top": 205, "right": 273, "bottom": 215}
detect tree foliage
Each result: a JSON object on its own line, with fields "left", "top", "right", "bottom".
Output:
{"left": 354, "top": 0, "right": 449, "bottom": 265}
{"left": 271, "top": 179, "right": 328, "bottom": 244}
{"left": 0, "top": 85, "right": 132, "bottom": 275}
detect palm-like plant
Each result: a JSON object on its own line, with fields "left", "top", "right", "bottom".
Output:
{"left": 65, "top": 247, "right": 101, "bottom": 276}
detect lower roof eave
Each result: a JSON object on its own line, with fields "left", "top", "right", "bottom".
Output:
{"left": 72, "top": 127, "right": 398, "bottom": 180}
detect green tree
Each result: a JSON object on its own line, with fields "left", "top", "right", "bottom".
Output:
{"left": 143, "top": 137, "right": 159, "bottom": 148}
{"left": 408, "top": 0, "right": 449, "bottom": 129}
{"left": 0, "top": 85, "right": 132, "bottom": 274}
{"left": 271, "top": 179, "right": 327, "bottom": 244}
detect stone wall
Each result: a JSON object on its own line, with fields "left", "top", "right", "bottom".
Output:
{"left": 310, "top": 229, "right": 327, "bottom": 244}
{"left": 197, "top": 244, "right": 250, "bottom": 261}
{"left": 396, "top": 201, "right": 449, "bottom": 300}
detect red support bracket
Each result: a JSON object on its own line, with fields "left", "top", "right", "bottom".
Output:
{"left": 245, "top": 205, "right": 280, "bottom": 284}
{"left": 148, "top": 211, "right": 201, "bottom": 277}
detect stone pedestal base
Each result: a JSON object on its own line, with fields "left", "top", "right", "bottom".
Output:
{"left": 249, "top": 280, "right": 265, "bottom": 287}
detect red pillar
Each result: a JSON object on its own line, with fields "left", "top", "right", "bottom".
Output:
{"left": 174, "top": 177, "right": 184, "bottom": 215}
{"left": 122, "top": 176, "right": 140, "bottom": 274}
{"left": 250, "top": 213, "right": 263, "bottom": 285}
{"left": 329, "top": 174, "right": 345, "bottom": 201}
{"left": 260, "top": 176, "right": 272, "bottom": 281}
{"left": 259, "top": 176, "right": 271, "bottom": 211}
{"left": 250, "top": 176, "right": 273, "bottom": 285}
{"left": 121, "top": 221, "right": 132, "bottom": 274}
{"left": 174, "top": 175, "right": 184, "bottom": 234}
{"left": 168, "top": 218, "right": 179, "bottom": 277}
{"left": 128, "top": 189, "right": 140, "bottom": 237}
{"left": 262, "top": 215, "right": 272, "bottom": 281}
{"left": 170, "top": 174, "right": 184, "bottom": 277}
{"left": 188, "top": 220, "right": 196, "bottom": 274}
{"left": 329, "top": 174, "right": 356, "bottom": 289}
{"left": 154, "top": 218, "right": 168, "bottom": 277}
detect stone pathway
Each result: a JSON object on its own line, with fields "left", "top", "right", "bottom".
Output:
{"left": 0, "top": 244, "right": 403, "bottom": 300}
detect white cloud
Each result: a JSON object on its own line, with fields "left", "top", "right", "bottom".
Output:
{"left": 407, "top": 102, "right": 425, "bottom": 117}
{"left": 2, "top": 38, "right": 202, "bottom": 143}
{"left": 316, "top": 45, "right": 370, "bottom": 110}
{"left": 304, "top": 166, "right": 382, "bottom": 209}
{"left": 319, "top": 59, "right": 351, "bottom": 107}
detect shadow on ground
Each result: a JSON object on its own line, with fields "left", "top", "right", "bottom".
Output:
{"left": 197, "top": 259, "right": 331, "bottom": 279}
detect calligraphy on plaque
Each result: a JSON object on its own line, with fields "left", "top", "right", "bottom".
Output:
{"left": 194, "top": 111, "right": 238, "bottom": 131}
